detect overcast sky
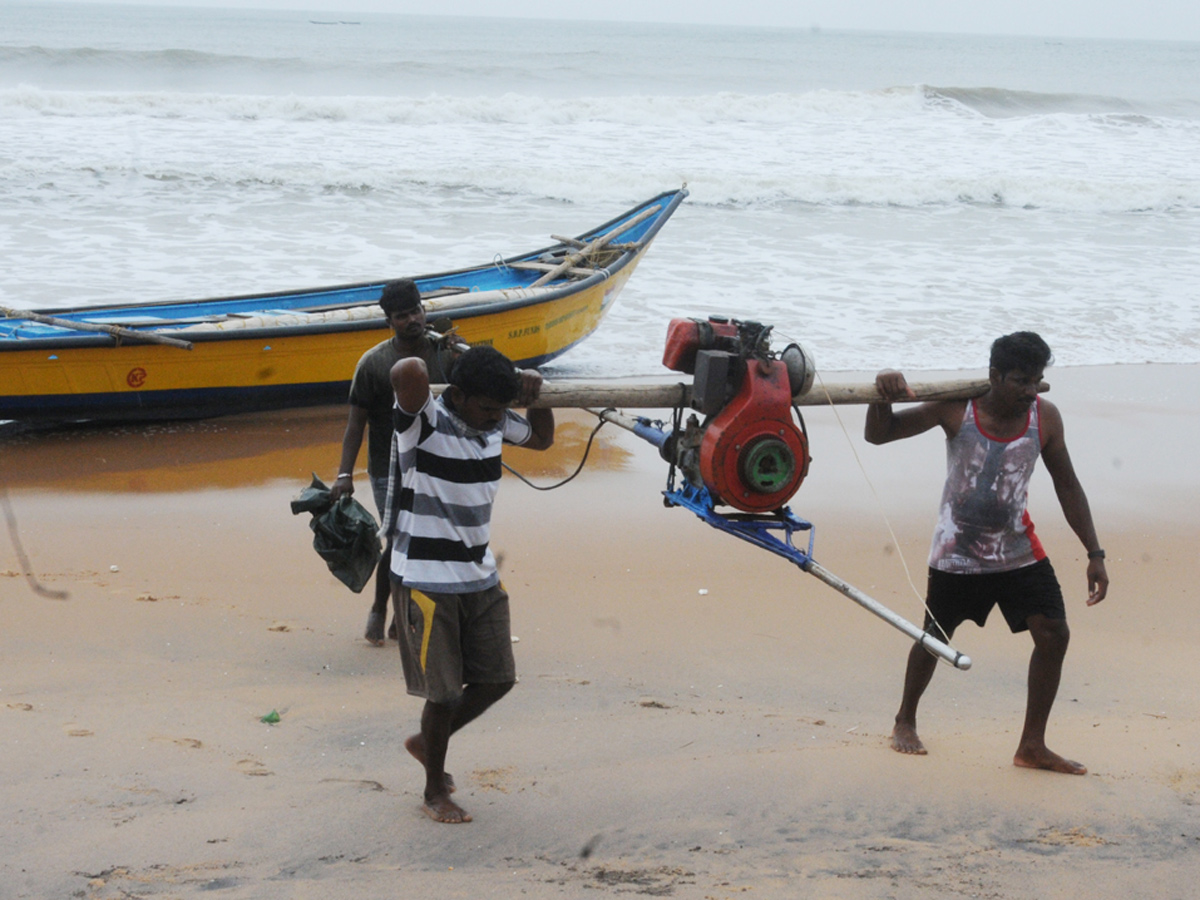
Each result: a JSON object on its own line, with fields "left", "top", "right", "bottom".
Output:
{"left": 27, "top": 0, "right": 1200, "bottom": 42}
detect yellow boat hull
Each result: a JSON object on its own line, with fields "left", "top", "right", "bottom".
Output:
{"left": 0, "top": 189, "right": 685, "bottom": 423}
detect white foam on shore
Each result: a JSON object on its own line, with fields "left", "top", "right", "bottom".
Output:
{"left": 3, "top": 11, "right": 1198, "bottom": 373}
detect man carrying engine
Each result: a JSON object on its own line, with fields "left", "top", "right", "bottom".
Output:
{"left": 865, "top": 331, "right": 1108, "bottom": 774}
{"left": 389, "top": 345, "right": 554, "bottom": 823}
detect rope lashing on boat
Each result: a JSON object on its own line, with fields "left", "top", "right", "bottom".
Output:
{"left": 529, "top": 205, "right": 661, "bottom": 288}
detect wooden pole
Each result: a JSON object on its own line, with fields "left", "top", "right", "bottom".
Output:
{"left": 530, "top": 205, "right": 661, "bottom": 287}
{"left": 429, "top": 376, "right": 1042, "bottom": 409}
{"left": 1, "top": 306, "right": 194, "bottom": 350}
{"left": 509, "top": 261, "right": 605, "bottom": 278}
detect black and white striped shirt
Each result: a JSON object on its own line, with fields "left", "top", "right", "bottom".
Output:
{"left": 386, "top": 393, "right": 532, "bottom": 592}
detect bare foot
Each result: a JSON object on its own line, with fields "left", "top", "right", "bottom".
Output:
{"left": 404, "top": 734, "right": 455, "bottom": 793}
{"left": 422, "top": 793, "right": 472, "bottom": 824}
{"left": 1014, "top": 746, "right": 1087, "bottom": 775}
{"left": 891, "top": 722, "right": 928, "bottom": 755}
{"left": 364, "top": 611, "right": 385, "bottom": 647}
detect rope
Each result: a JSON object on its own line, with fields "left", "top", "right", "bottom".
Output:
{"left": 805, "top": 367, "right": 954, "bottom": 656}
{"left": 1, "top": 488, "right": 69, "bottom": 600}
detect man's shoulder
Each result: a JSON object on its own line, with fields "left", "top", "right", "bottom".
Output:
{"left": 500, "top": 408, "right": 533, "bottom": 443}
{"left": 358, "top": 337, "right": 399, "bottom": 365}
{"left": 349, "top": 339, "right": 402, "bottom": 410}
{"left": 1038, "top": 395, "right": 1062, "bottom": 417}
{"left": 925, "top": 397, "right": 969, "bottom": 433}
{"left": 932, "top": 398, "right": 969, "bottom": 414}
{"left": 1036, "top": 396, "right": 1065, "bottom": 441}
{"left": 359, "top": 337, "right": 449, "bottom": 370}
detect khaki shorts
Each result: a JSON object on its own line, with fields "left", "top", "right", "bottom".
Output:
{"left": 393, "top": 582, "right": 516, "bottom": 704}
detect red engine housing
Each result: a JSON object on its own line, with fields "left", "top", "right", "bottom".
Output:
{"left": 662, "top": 317, "right": 740, "bottom": 374}
{"left": 699, "top": 358, "right": 809, "bottom": 512}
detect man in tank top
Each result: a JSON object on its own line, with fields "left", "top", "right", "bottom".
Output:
{"left": 865, "top": 332, "right": 1108, "bottom": 775}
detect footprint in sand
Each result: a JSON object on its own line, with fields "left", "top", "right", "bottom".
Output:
{"left": 1027, "top": 826, "right": 1111, "bottom": 847}
{"left": 1166, "top": 768, "right": 1200, "bottom": 804}
{"left": 319, "top": 778, "right": 386, "bottom": 792}
{"left": 235, "top": 757, "right": 273, "bottom": 777}
{"left": 638, "top": 698, "right": 672, "bottom": 709}
{"left": 472, "top": 765, "right": 517, "bottom": 793}
{"left": 151, "top": 735, "right": 204, "bottom": 750}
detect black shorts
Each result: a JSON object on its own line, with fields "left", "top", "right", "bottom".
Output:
{"left": 925, "top": 558, "right": 1065, "bottom": 636}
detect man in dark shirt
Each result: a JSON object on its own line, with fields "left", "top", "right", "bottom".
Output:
{"left": 329, "top": 279, "right": 457, "bottom": 645}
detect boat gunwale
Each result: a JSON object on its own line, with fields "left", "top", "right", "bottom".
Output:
{"left": 0, "top": 189, "right": 687, "bottom": 351}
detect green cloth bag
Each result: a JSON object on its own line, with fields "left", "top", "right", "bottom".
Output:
{"left": 290, "top": 473, "right": 382, "bottom": 593}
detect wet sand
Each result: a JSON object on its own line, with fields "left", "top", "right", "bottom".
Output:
{"left": 2, "top": 364, "right": 1198, "bottom": 899}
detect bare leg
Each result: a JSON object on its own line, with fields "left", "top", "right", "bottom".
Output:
{"left": 403, "top": 734, "right": 454, "bottom": 793}
{"left": 415, "top": 700, "right": 462, "bottom": 822}
{"left": 409, "top": 682, "right": 514, "bottom": 823}
{"left": 364, "top": 550, "right": 391, "bottom": 646}
{"left": 1013, "top": 614, "right": 1086, "bottom": 774}
{"left": 891, "top": 636, "right": 946, "bottom": 755}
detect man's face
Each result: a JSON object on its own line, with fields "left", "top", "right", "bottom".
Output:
{"left": 450, "top": 389, "right": 507, "bottom": 432}
{"left": 386, "top": 305, "right": 426, "bottom": 341}
{"left": 990, "top": 366, "right": 1043, "bottom": 414}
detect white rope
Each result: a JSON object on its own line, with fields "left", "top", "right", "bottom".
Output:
{"left": 801, "top": 359, "right": 955, "bottom": 656}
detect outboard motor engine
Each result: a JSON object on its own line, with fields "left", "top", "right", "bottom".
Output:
{"left": 660, "top": 316, "right": 814, "bottom": 513}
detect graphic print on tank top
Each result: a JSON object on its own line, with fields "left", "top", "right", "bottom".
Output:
{"left": 929, "top": 399, "right": 1045, "bottom": 574}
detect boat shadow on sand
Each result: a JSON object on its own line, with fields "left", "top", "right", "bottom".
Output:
{"left": 0, "top": 407, "right": 635, "bottom": 494}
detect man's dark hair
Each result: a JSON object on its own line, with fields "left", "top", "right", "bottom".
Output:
{"left": 990, "top": 331, "right": 1053, "bottom": 376}
{"left": 379, "top": 279, "right": 422, "bottom": 315}
{"left": 449, "top": 346, "right": 522, "bottom": 404}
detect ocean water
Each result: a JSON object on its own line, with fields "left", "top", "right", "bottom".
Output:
{"left": 2, "top": 2, "right": 1199, "bottom": 376}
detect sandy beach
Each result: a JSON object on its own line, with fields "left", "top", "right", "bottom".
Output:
{"left": 2, "top": 363, "right": 1198, "bottom": 900}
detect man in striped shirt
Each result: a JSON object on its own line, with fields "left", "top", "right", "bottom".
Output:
{"left": 388, "top": 345, "right": 554, "bottom": 823}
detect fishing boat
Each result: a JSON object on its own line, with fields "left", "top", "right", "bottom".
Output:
{"left": 0, "top": 189, "right": 687, "bottom": 426}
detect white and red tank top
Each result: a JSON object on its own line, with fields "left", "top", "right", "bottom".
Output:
{"left": 929, "top": 398, "right": 1047, "bottom": 574}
